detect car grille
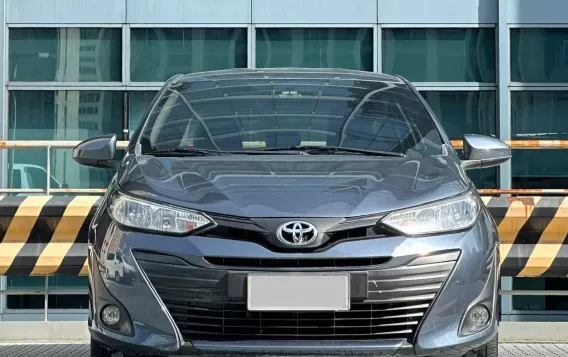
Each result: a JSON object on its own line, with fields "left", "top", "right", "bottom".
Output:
{"left": 199, "top": 213, "right": 394, "bottom": 251}
{"left": 135, "top": 250, "right": 458, "bottom": 342}
{"left": 203, "top": 256, "right": 391, "bottom": 269}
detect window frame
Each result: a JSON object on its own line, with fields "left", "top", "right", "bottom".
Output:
{"left": 129, "top": 26, "right": 249, "bottom": 83}
{"left": 380, "top": 25, "right": 498, "bottom": 85}
{"left": 8, "top": 26, "right": 123, "bottom": 85}
{"left": 254, "top": 26, "right": 375, "bottom": 72}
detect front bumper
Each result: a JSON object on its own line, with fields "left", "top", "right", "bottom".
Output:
{"left": 88, "top": 210, "right": 499, "bottom": 356}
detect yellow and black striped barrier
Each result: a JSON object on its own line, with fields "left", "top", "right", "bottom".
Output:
{"left": 0, "top": 195, "right": 101, "bottom": 276}
{"left": 483, "top": 196, "right": 568, "bottom": 278}
{"left": 0, "top": 195, "right": 567, "bottom": 278}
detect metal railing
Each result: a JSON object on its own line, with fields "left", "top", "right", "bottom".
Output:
{"left": 450, "top": 139, "right": 568, "bottom": 150}
{"left": 0, "top": 139, "right": 566, "bottom": 196}
{"left": 0, "top": 140, "right": 129, "bottom": 195}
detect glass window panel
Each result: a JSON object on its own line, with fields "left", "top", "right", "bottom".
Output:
{"left": 7, "top": 276, "right": 45, "bottom": 310}
{"left": 7, "top": 295, "right": 45, "bottom": 309}
{"left": 513, "top": 278, "right": 568, "bottom": 311}
{"left": 462, "top": 168, "right": 498, "bottom": 190}
{"left": 9, "top": 28, "right": 122, "bottom": 82}
{"left": 128, "top": 91, "right": 159, "bottom": 137}
{"left": 8, "top": 91, "right": 124, "bottom": 190}
{"left": 382, "top": 28, "right": 496, "bottom": 82}
{"left": 7, "top": 276, "right": 45, "bottom": 291}
{"left": 48, "top": 294, "right": 89, "bottom": 309}
{"left": 7, "top": 276, "right": 88, "bottom": 309}
{"left": 420, "top": 90, "right": 498, "bottom": 189}
{"left": 512, "top": 91, "right": 568, "bottom": 188}
{"left": 130, "top": 28, "right": 247, "bottom": 82}
{"left": 7, "top": 295, "right": 89, "bottom": 310}
{"left": 141, "top": 80, "right": 445, "bottom": 157}
{"left": 256, "top": 28, "right": 373, "bottom": 71}
{"left": 48, "top": 276, "right": 88, "bottom": 290}
{"left": 511, "top": 28, "right": 568, "bottom": 83}
{"left": 420, "top": 91, "right": 496, "bottom": 139}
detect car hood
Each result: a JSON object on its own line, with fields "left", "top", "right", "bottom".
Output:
{"left": 116, "top": 154, "right": 470, "bottom": 218}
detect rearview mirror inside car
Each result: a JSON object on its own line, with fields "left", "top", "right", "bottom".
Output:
{"left": 72, "top": 134, "right": 119, "bottom": 169}
{"left": 461, "top": 134, "right": 511, "bottom": 170}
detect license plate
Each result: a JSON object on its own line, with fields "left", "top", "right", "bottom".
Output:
{"left": 247, "top": 274, "right": 350, "bottom": 311}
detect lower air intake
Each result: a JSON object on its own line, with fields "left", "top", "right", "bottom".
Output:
{"left": 135, "top": 250, "right": 458, "bottom": 341}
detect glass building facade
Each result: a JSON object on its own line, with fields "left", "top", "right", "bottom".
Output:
{"left": 0, "top": 0, "right": 564, "bottom": 322}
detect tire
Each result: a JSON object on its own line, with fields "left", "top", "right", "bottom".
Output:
{"left": 463, "top": 335, "right": 498, "bottom": 357}
{"left": 115, "top": 271, "right": 121, "bottom": 283}
{"left": 90, "top": 337, "right": 113, "bottom": 357}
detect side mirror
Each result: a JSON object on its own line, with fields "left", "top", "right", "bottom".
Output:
{"left": 461, "top": 134, "right": 511, "bottom": 170}
{"left": 73, "top": 134, "right": 119, "bottom": 169}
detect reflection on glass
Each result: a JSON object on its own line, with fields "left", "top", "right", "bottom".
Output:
{"left": 8, "top": 91, "right": 123, "bottom": 190}
{"left": 130, "top": 28, "right": 247, "bottom": 82}
{"left": 256, "top": 28, "right": 373, "bottom": 71}
{"left": 140, "top": 78, "right": 444, "bottom": 157}
{"left": 512, "top": 150, "right": 568, "bottom": 189}
{"left": 511, "top": 28, "right": 568, "bottom": 83}
{"left": 512, "top": 91, "right": 568, "bottom": 139}
{"left": 128, "top": 91, "right": 159, "bottom": 137}
{"left": 512, "top": 91, "right": 568, "bottom": 188}
{"left": 420, "top": 91, "right": 497, "bottom": 189}
{"left": 9, "top": 28, "right": 122, "bottom": 82}
{"left": 382, "top": 28, "right": 496, "bottom": 82}
{"left": 421, "top": 91, "right": 496, "bottom": 139}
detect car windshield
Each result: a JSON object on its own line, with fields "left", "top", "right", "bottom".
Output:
{"left": 137, "top": 70, "right": 445, "bottom": 157}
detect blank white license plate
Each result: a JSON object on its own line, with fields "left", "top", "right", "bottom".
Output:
{"left": 247, "top": 274, "right": 350, "bottom": 311}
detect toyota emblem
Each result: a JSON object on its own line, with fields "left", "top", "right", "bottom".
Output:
{"left": 276, "top": 221, "right": 318, "bottom": 246}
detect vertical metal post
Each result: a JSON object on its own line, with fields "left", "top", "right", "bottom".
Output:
{"left": 498, "top": 0, "right": 513, "bottom": 322}
{"left": 44, "top": 277, "right": 49, "bottom": 321}
{"left": 498, "top": 0, "right": 511, "bottom": 191}
{"left": 123, "top": 92, "right": 129, "bottom": 141}
{"left": 46, "top": 146, "right": 51, "bottom": 195}
{"left": 249, "top": 24, "right": 256, "bottom": 69}
{"left": 374, "top": 24, "right": 381, "bottom": 73}
{"left": 123, "top": 24, "right": 130, "bottom": 86}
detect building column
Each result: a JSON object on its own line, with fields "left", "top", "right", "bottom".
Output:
{"left": 498, "top": 0, "right": 513, "bottom": 320}
{"left": 0, "top": 0, "right": 7, "bottom": 320}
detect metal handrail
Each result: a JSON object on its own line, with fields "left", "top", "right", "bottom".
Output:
{"left": 478, "top": 189, "right": 568, "bottom": 195}
{"left": 0, "top": 140, "right": 129, "bottom": 149}
{"left": 1, "top": 140, "right": 129, "bottom": 195}
{"left": 1, "top": 139, "right": 563, "bottom": 150}
{"left": 0, "top": 139, "right": 566, "bottom": 195}
{"left": 451, "top": 140, "right": 568, "bottom": 149}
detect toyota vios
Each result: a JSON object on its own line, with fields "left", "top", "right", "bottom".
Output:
{"left": 74, "top": 68, "right": 510, "bottom": 357}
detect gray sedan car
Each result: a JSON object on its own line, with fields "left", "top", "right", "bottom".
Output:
{"left": 73, "top": 68, "right": 510, "bottom": 357}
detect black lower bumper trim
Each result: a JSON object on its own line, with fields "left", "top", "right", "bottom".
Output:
{"left": 191, "top": 339, "right": 414, "bottom": 356}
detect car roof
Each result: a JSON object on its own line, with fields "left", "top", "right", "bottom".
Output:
{"left": 173, "top": 68, "right": 406, "bottom": 87}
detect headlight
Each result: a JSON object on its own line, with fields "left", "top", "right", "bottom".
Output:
{"left": 109, "top": 192, "right": 213, "bottom": 234}
{"left": 381, "top": 191, "right": 480, "bottom": 236}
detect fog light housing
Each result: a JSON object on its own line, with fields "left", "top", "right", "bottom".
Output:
{"left": 101, "top": 305, "right": 121, "bottom": 326}
{"left": 461, "top": 304, "right": 490, "bottom": 335}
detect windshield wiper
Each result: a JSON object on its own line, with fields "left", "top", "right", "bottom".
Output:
{"left": 144, "top": 148, "right": 227, "bottom": 156}
{"left": 258, "top": 146, "right": 407, "bottom": 157}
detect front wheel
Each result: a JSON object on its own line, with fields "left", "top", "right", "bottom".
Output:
{"left": 463, "top": 335, "right": 498, "bottom": 357}
{"left": 90, "top": 337, "right": 113, "bottom": 357}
